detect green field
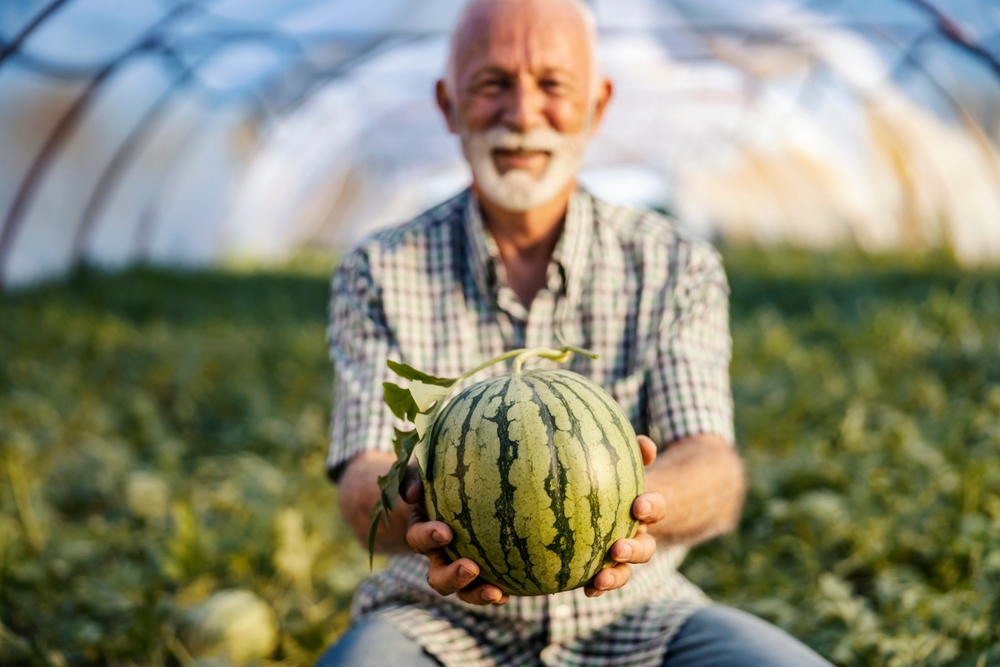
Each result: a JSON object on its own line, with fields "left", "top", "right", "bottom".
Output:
{"left": 1, "top": 250, "right": 998, "bottom": 666}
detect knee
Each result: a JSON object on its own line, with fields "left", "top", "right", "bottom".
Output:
{"left": 315, "top": 614, "right": 430, "bottom": 667}
{"left": 670, "top": 604, "right": 833, "bottom": 667}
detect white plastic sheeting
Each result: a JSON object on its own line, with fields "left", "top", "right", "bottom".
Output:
{"left": 1, "top": 0, "right": 999, "bottom": 287}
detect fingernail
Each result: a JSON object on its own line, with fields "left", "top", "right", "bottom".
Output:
{"left": 431, "top": 529, "right": 448, "bottom": 544}
{"left": 617, "top": 544, "right": 632, "bottom": 561}
{"left": 636, "top": 499, "right": 651, "bottom": 517}
{"left": 484, "top": 589, "right": 500, "bottom": 602}
{"left": 458, "top": 564, "right": 475, "bottom": 579}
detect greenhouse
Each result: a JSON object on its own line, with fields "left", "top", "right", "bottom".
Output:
{"left": 2, "top": 0, "right": 999, "bottom": 288}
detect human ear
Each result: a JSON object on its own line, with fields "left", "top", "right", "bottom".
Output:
{"left": 435, "top": 80, "right": 459, "bottom": 134}
{"left": 588, "top": 77, "right": 614, "bottom": 136}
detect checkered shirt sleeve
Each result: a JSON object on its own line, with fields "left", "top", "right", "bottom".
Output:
{"left": 650, "top": 242, "right": 735, "bottom": 446}
{"left": 326, "top": 248, "right": 397, "bottom": 480}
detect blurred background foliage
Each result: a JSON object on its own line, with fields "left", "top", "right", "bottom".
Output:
{"left": 2, "top": 248, "right": 999, "bottom": 666}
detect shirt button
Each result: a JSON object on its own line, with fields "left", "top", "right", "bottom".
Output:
{"left": 552, "top": 604, "right": 572, "bottom": 620}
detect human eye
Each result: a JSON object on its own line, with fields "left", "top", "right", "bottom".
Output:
{"left": 539, "top": 77, "right": 568, "bottom": 95}
{"left": 474, "top": 76, "right": 508, "bottom": 96}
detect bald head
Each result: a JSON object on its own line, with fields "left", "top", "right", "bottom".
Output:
{"left": 444, "top": 0, "right": 600, "bottom": 100}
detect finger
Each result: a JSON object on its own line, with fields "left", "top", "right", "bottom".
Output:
{"left": 636, "top": 435, "right": 657, "bottom": 466}
{"left": 402, "top": 465, "right": 423, "bottom": 504}
{"left": 426, "top": 557, "right": 480, "bottom": 596}
{"left": 609, "top": 532, "right": 657, "bottom": 564}
{"left": 584, "top": 563, "right": 632, "bottom": 597}
{"left": 632, "top": 492, "right": 666, "bottom": 524}
{"left": 406, "top": 520, "right": 453, "bottom": 554}
{"left": 457, "top": 581, "right": 509, "bottom": 606}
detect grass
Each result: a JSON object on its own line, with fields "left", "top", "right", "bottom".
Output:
{"left": 1, "top": 249, "right": 999, "bottom": 666}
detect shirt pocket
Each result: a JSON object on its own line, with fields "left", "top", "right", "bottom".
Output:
{"left": 603, "top": 368, "right": 647, "bottom": 436}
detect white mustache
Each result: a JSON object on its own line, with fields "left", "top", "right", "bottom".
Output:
{"left": 480, "top": 127, "right": 569, "bottom": 153}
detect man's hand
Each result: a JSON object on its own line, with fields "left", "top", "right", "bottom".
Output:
{"left": 402, "top": 469, "right": 511, "bottom": 606}
{"left": 341, "top": 433, "right": 743, "bottom": 603}
{"left": 584, "top": 432, "right": 746, "bottom": 596}
{"left": 584, "top": 435, "right": 663, "bottom": 597}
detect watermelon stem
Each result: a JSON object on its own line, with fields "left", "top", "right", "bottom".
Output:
{"left": 510, "top": 344, "right": 599, "bottom": 374}
{"left": 511, "top": 348, "right": 568, "bottom": 374}
{"left": 455, "top": 348, "right": 531, "bottom": 383}
{"left": 453, "top": 343, "right": 597, "bottom": 381}
{"left": 415, "top": 342, "right": 599, "bottom": 429}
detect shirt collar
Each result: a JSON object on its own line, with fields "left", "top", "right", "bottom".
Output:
{"left": 463, "top": 186, "right": 594, "bottom": 316}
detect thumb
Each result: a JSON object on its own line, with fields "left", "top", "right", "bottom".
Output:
{"left": 636, "top": 435, "right": 658, "bottom": 466}
{"left": 402, "top": 464, "right": 424, "bottom": 504}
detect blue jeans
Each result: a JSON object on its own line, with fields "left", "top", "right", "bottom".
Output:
{"left": 315, "top": 604, "right": 833, "bottom": 666}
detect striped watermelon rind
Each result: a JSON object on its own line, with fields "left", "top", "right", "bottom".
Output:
{"left": 417, "top": 368, "right": 643, "bottom": 596}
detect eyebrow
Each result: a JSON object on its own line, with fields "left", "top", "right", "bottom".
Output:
{"left": 536, "top": 66, "right": 578, "bottom": 80}
{"left": 468, "top": 64, "right": 581, "bottom": 82}
{"left": 469, "top": 65, "right": 513, "bottom": 80}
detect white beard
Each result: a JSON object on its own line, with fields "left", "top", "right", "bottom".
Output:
{"left": 459, "top": 125, "right": 589, "bottom": 213}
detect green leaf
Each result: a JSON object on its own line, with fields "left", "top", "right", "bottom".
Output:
{"left": 383, "top": 382, "right": 418, "bottom": 421}
{"left": 369, "top": 359, "right": 466, "bottom": 564}
{"left": 387, "top": 360, "right": 457, "bottom": 387}
{"left": 409, "top": 380, "right": 452, "bottom": 413}
{"left": 392, "top": 427, "right": 419, "bottom": 462}
{"left": 414, "top": 410, "right": 439, "bottom": 439}
{"left": 368, "top": 428, "right": 421, "bottom": 567}
{"left": 381, "top": 432, "right": 420, "bottom": 514}
{"left": 368, "top": 499, "right": 384, "bottom": 568}
{"left": 377, "top": 467, "right": 401, "bottom": 517}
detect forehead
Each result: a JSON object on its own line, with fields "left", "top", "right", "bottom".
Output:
{"left": 453, "top": 0, "right": 591, "bottom": 80}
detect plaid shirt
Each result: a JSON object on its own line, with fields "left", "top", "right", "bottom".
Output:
{"left": 327, "top": 188, "right": 734, "bottom": 667}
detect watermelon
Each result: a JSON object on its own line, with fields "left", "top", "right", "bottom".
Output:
{"left": 416, "top": 368, "right": 644, "bottom": 596}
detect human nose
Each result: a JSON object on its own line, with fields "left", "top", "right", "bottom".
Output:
{"left": 501, "top": 76, "right": 546, "bottom": 132}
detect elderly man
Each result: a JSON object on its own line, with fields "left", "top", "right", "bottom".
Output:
{"left": 319, "top": 0, "right": 832, "bottom": 665}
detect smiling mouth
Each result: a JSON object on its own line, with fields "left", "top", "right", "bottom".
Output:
{"left": 492, "top": 149, "right": 551, "bottom": 172}
{"left": 493, "top": 148, "right": 551, "bottom": 157}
